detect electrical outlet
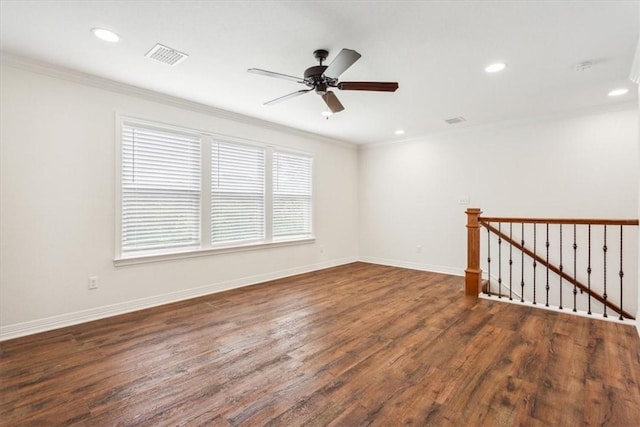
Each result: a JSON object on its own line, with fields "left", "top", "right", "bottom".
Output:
{"left": 416, "top": 245, "right": 422, "bottom": 253}
{"left": 459, "top": 196, "right": 470, "bottom": 205}
{"left": 88, "top": 276, "right": 99, "bottom": 290}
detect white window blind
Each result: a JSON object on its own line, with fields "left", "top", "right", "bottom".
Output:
{"left": 273, "top": 151, "right": 313, "bottom": 238}
{"left": 121, "top": 124, "right": 201, "bottom": 253}
{"left": 211, "top": 143, "right": 265, "bottom": 244}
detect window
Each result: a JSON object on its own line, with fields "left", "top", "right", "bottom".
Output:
{"left": 121, "top": 124, "right": 201, "bottom": 254}
{"left": 211, "top": 143, "right": 265, "bottom": 244}
{"left": 273, "top": 151, "right": 313, "bottom": 238}
{"left": 117, "top": 119, "right": 313, "bottom": 261}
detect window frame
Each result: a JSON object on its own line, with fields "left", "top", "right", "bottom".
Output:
{"left": 114, "top": 115, "right": 315, "bottom": 266}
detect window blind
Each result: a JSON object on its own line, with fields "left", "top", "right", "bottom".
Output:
{"left": 273, "top": 151, "right": 313, "bottom": 238}
{"left": 211, "top": 142, "right": 265, "bottom": 244}
{"left": 121, "top": 125, "right": 201, "bottom": 253}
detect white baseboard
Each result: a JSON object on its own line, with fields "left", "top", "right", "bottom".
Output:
{"left": 478, "top": 294, "right": 637, "bottom": 327}
{"left": 6, "top": 256, "right": 631, "bottom": 340}
{"left": 484, "top": 274, "right": 523, "bottom": 300}
{"left": 0, "top": 256, "right": 358, "bottom": 341}
{"left": 358, "top": 256, "right": 464, "bottom": 277}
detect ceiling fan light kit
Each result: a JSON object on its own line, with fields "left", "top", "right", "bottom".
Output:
{"left": 248, "top": 48, "right": 399, "bottom": 114}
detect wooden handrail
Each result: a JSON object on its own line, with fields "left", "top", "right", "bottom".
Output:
{"left": 465, "top": 208, "right": 638, "bottom": 319}
{"left": 480, "top": 221, "right": 635, "bottom": 320}
{"left": 479, "top": 217, "right": 639, "bottom": 226}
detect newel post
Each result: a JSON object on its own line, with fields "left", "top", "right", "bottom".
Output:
{"left": 465, "top": 208, "right": 483, "bottom": 296}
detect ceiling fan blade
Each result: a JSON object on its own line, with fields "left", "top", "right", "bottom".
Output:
{"left": 322, "top": 91, "right": 345, "bottom": 113}
{"left": 323, "top": 48, "right": 362, "bottom": 79}
{"left": 337, "top": 82, "right": 399, "bottom": 92}
{"left": 248, "top": 68, "right": 304, "bottom": 83}
{"left": 264, "top": 89, "right": 313, "bottom": 105}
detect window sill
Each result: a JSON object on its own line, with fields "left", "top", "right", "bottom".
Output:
{"left": 114, "top": 236, "right": 316, "bottom": 267}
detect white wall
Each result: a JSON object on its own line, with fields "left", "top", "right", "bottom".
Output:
{"left": 0, "top": 63, "right": 359, "bottom": 339}
{"left": 359, "top": 107, "right": 639, "bottom": 294}
{"left": 2, "top": 59, "right": 639, "bottom": 339}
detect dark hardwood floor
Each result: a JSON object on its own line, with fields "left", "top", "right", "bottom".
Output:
{"left": 1, "top": 262, "right": 639, "bottom": 426}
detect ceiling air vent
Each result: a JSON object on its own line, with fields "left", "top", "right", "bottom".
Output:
{"left": 445, "top": 116, "right": 466, "bottom": 125}
{"left": 574, "top": 61, "right": 593, "bottom": 72}
{"left": 145, "top": 44, "right": 188, "bottom": 66}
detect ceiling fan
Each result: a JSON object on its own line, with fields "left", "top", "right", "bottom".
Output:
{"left": 248, "top": 48, "right": 399, "bottom": 114}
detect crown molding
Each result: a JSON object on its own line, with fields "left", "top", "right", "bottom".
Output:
{"left": 360, "top": 100, "right": 639, "bottom": 151}
{"left": 0, "top": 51, "right": 357, "bottom": 151}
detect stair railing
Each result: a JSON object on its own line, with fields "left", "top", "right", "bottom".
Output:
{"left": 465, "top": 208, "right": 639, "bottom": 320}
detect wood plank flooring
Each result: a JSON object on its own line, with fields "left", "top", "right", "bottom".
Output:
{"left": 1, "top": 262, "right": 639, "bottom": 426}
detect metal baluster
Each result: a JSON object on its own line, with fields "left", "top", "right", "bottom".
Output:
{"left": 619, "top": 225, "right": 624, "bottom": 321}
{"left": 520, "top": 223, "right": 525, "bottom": 303}
{"left": 573, "top": 224, "right": 577, "bottom": 312}
{"left": 498, "top": 223, "right": 502, "bottom": 298}
{"left": 587, "top": 224, "right": 592, "bottom": 315}
{"left": 559, "top": 224, "right": 563, "bottom": 310}
{"left": 509, "top": 223, "right": 513, "bottom": 301}
{"left": 545, "top": 224, "right": 550, "bottom": 307}
{"left": 486, "top": 223, "right": 491, "bottom": 296}
{"left": 532, "top": 224, "right": 537, "bottom": 305}
{"left": 603, "top": 225, "right": 608, "bottom": 318}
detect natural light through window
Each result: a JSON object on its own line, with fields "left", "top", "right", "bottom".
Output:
{"left": 117, "top": 118, "right": 314, "bottom": 262}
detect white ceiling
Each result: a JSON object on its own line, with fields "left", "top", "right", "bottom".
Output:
{"left": 1, "top": 1, "right": 638, "bottom": 144}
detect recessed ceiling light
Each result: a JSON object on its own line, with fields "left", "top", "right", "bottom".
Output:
{"left": 394, "top": 129, "right": 405, "bottom": 135}
{"left": 485, "top": 62, "right": 506, "bottom": 73}
{"left": 608, "top": 88, "right": 629, "bottom": 97}
{"left": 321, "top": 111, "right": 333, "bottom": 117}
{"left": 92, "top": 28, "right": 120, "bottom": 43}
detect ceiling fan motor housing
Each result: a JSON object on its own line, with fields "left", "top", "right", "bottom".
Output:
{"left": 304, "top": 65, "right": 330, "bottom": 93}
{"left": 304, "top": 65, "right": 327, "bottom": 80}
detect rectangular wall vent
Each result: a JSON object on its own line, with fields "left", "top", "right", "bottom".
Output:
{"left": 445, "top": 116, "right": 466, "bottom": 125}
{"left": 145, "top": 44, "right": 188, "bottom": 66}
